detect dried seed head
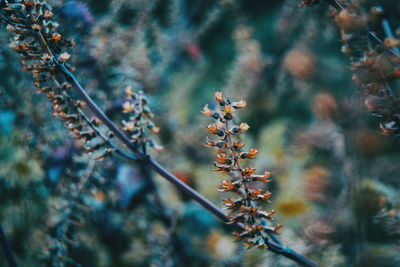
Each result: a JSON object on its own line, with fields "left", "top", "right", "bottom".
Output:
{"left": 52, "top": 33, "right": 62, "bottom": 42}
{"left": 203, "top": 92, "right": 279, "bottom": 248}
{"left": 120, "top": 88, "right": 162, "bottom": 152}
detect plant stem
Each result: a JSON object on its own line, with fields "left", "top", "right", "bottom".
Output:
{"left": 225, "top": 121, "right": 251, "bottom": 202}
{"left": 53, "top": 30, "right": 319, "bottom": 267}
{"left": 54, "top": 58, "right": 317, "bottom": 266}
{"left": 0, "top": 222, "right": 17, "bottom": 267}
{"left": 1, "top": 3, "right": 318, "bottom": 266}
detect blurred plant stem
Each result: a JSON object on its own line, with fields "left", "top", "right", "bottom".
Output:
{"left": 0, "top": 222, "right": 17, "bottom": 267}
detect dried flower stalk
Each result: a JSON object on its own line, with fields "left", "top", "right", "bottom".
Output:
{"left": 121, "top": 87, "right": 163, "bottom": 153}
{"left": 202, "top": 92, "right": 281, "bottom": 248}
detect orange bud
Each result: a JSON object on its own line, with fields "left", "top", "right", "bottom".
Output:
{"left": 247, "top": 148, "right": 258, "bottom": 159}
{"left": 207, "top": 124, "right": 219, "bottom": 135}
{"left": 224, "top": 105, "right": 235, "bottom": 115}
{"left": 216, "top": 153, "right": 227, "bottom": 163}
{"left": 123, "top": 102, "right": 134, "bottom": 113}
{"left": 59, "top": 52, "right": 71, "bottom": 62}
{"left": 44, "top": 10, "right": 53, "bottom": 19}
{"left": 233, "top": 141, "right": 245, "bottom": 150}
{"left": 238, "top": 122, "right": 250, "bottom": 132}
{"left": 52, "top": 33, "right": 61, "bottom": 42}
{"left": 242, "top": 167, "right": 256, "bottom": 177}
{"left": 233, "top": 100, "right": 247, "bottom": 109}
{"left": 214, "top": 91, "right": 223, "bottom": 103}
{"left": 201, "top": 104, "right": 214, "bottom": 117}
{"left": 217, "top": 180, "right": 237, "bottom": 192}
{"left": 252, "top": 171, "right": 271, "bottom": 182}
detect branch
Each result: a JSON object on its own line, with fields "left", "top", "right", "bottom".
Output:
{"left": 53, "top": 38, "right": 318, "bottom": 267}
{"left": 1, "top": 2, "right": 317, "bottom": 266}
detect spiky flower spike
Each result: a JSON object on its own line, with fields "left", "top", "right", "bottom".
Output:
{"left": 202, "top": 92, "right": 281, "bottom": 248}
{"left": 121, "top": 87, "right": 163, "bottom": 152}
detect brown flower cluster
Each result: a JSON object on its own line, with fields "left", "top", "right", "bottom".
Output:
{"left": 202, "top": 92, "right": 280, "bottom": 248}
{"left": 1, "top": 1, "right": 124, "bottom": 159}
{"left": 121, "top": 87, "right": 163, "bottom": 152}
{"left": 322, "top": 3, "right": 400, "bottom": 135}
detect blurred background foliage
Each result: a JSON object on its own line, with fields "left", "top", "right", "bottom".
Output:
{"left": 1, "top": 0, "right": 400, "bottom": 266}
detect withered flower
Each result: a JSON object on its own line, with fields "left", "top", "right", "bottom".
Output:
{"left": 223, "top": 198, "right": 242, "bottom": 209}
{"left": 213, "top": 162, "right": 233, "bottom": 173}
{"left": 232, "top": 100, "right": 247, "bottom": 109}
{"left": 217, "top": 180, "right": 239, "bottom": 192}
{"left": 214, "top": 91, "right": 224, "bottom": 104}
{"left": 207, "top": 124, "right": 219, "bottom": 135}
{"left": 224, "top": 105, "right": 235, "bottom": 116}
{"left": 252, "top": 171, "right": 271, "bottom": 182}
{"left": 242, "top": 167, "right": 256, "bottom": 177}
{"left": 59, "top": 52, "right": 71, "bottom": 62}
{"left": 52, "top": 33, "right": 62, "bottom": 42}
{"left": 216, "top": 153, "right": 230, "bottom": 164}
{"left": 238, "top": 122, "right": 250, "bottom": 132}
{"left": 233, "top": 141, "right": 245, "bottom": 150}
{"left": 150, "top": 125, "right": 160, "bottom": 134}
{"left": 204, "top": 137, "right": 226, "bottom": 148}
{"left": 202, "top": 104, "right": 214, "bottom": 117}
{"left": 44, "top": 10, "right": 53, "bottom": 19}
{"left": 315, "top": 3, "right": 400, "bottom": 136}
{"left": 247, "top": 148, "right": 258, "bottom": 158}
{"left": 123, "top": 102, "right": 134, "bottom": 113}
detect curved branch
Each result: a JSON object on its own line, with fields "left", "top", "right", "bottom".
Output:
{"left": 53, "top": 46, "right": 318, "bottom": 267}
{"left": 1, "top": 2, "right": 317, "bottom": 266}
